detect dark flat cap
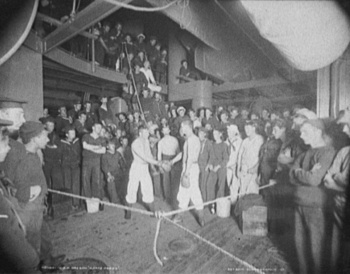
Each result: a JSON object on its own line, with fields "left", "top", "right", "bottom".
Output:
{"left": 19, "top": 121, "right": 45, "bottom": 141}
{"left": 0, "top": 96, "right": 27, "bottom": 109}
{"left": 0, "top": 118, "right": 13, "bottom": 126}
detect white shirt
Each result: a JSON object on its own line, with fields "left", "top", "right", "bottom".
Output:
{"left": 140, "top": 67, "right": 156, "bottom": 85}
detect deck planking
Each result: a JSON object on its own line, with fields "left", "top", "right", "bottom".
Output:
{"left": 50, "top": 198, "right": 293, "bottom": 273}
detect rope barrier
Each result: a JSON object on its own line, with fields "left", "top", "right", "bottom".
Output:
{"left": 153, "top": 219, "right": 163, "bottom": 266}
{"left": 49, "top": 182, "right": 275, "bottom": 272}
{"left": 48, "top": 189, "right": 153, "bottom": 216}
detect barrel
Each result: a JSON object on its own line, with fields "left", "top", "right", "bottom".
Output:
{"left": 216, "top": 197, "right": 231, "bottom": 218}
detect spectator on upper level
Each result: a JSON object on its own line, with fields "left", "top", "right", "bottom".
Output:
{"left": 141, "top": 60, "right": 162, "bottom": 94}
{"left": 135, "top": 33, "right": 146, "bottom": 53}
{"left": 145, "top": 36, "right": 158, "bottom": 70}
{"left": 133, "top": 51, "right": 146, "bottom": 68}
{"left": 123, "top": 33, "right": 136, "bottom": 56}
{"left": 179, "top": 60, "right": 201, "bottom": 82}
{"left": 133, "top": 62, "right": 149, "bottom": 94}
{"left": 155, "top": 49, "right": 168, "bottom": 84}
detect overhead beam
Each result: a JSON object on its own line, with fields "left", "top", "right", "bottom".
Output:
{"left": 43, "top": 0, "right": 132, "bottom": 52}
{"left": 44, "top": 47, "right": 127, "bottom": 84}
{"left": 36, "top": 12, "right": 97, "bottom": 40}
{"left": 145, "top": 0, "right": 232, "bottom": 50}
{"left": 44, "top": 79, "right": 119, "bottom": 97}
{"left": 213, "top": 93, "right": 315, "bottom": 106}
{"left": 213, "top": 77, "right": 289, "bottom": 93}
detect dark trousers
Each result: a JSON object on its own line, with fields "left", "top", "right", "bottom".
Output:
{"left": 0, "top": 213, "right": 40, "bottom": 274}
{"left": 43, "top": 162, "right": 64, "bottom": 190}
{"left": 259, "top": 163, "right": 276, "bottom": 186}
{"left": 62, "top": 165, "right": 80, "bottom": 206}
{"left": 82, "top": 159, "right": 101, "bottom": 199}
{"left": 161, "top": 154, "right": 176, "bottom": 203}
{"left": 207, "top": 167, "right": 227, "bottom": 201}
{"left": 199, "top": 165, "right": 209, "bottom": 202}
{"left": 294, "top": 206, "right": 333, "bottom": 274}
{"left": 106, "top": 177, "right": 119, "bottom": 204}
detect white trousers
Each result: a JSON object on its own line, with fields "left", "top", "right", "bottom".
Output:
{"left": 177, "top": 164, "right": 204, "bottom": 210}
{"left": 227, "top": 167, "right": 240, "bottom": 204}
{"left": 239, "top": 173, "right": 259, "bottom": 197}
{"left": 126, "top": 162, "right": 154, "bottom": 204}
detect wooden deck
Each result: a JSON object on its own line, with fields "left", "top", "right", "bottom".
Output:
{"left": 49, "top": 198, "right": 295, "bottom": 274}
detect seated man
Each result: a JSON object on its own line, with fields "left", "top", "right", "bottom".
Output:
{"left": 289, "top": 119, "right": 336, "bottom": 274}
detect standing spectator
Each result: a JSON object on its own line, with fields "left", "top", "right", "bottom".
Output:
{"left": 16, "top": 121, "right": 65, "bottom": 267}
{"left": 84, "top": 101, "right": 98, "bottom": 132}
{"left": 197, "top": 107, "right": 206, "bottom": 126}
{"left": 95, "top": 22, "right": 111, "bottom": 66}
{"left": 82, "top": 123, "right": 106, "bottom": 201}
{"left": 259, "top": 125, "right": 283, "bottom": 187}
{"left": 226, "top": 124, "right": 243, "bottom": 205}
{"left": 139, "top": 89, "right": 154, "bottom": 122}
{"left": 135, "top": 33, "right": 146, "bottom": 53}
{"left": 101, "top": 141, "right": 121, "bottom": 204}
{"left": 124, "top": 125, "right": 162, "bottom": 219}
{"left": 174, "top": 106, "right": 189, "bottom": 134}
{"left": 228, "top": 106, "right": 239, "bottom": 124}
{"left": 98, "top": 95, "right": 110, "bottom": 127}
{"left": 39, "top": 107, "right": 51, "bottom": 124}
{"left": 141, "top": 60, "right": 162, "bottom": 94}
{"left": 42, "top": 118, "right": 64, "bottom": 217}
{"left": 110, "top": 22, "right": 124, "bottom": 58}
{"left": 203, "top": 107, "right": 220, "bottom": 130}
{"left": 219, "top": 110, "right": 230, "bottom": 128}
{"left": 73, "top": 111, "right": 89, "bottom": 138}
{"left": 289, "top": 119, "right": 336, "bottom": 274}
{"left": 145, "top": 36, "right": 158, "bottom": 70}
{"left": 116, "top": 112, "right": 129, "bottom": 134}
{"left": 206, "top": 128, "right": 229, "bottom": 214}
{"left": 198, "top": 127, "right": 213, "bottom": 202}
{"left": 326, "top": 110, "right": 350, "bottom": 272}
{"left": 124, "top": 33, "right": 136, "bottom": 56}
{"left": 60, "top": 125, "right": 81, "bottom": 209}
{"left": 152, "top": 91, "right": 167, "bottom": 123}
{"left": 179, "top": 60, "right": 201, "bottom": 82}
{"left": 157, "top": 124, "right": 181, "bottom": 205}
{"left": 155, "top": 49, "right": 168, "bottom": 84}
{"left": 133, "top": 62, "right": 149, "bottom": 94}
{"left": 188, "top": 108, "right": 201, "bottom": 129}
{"left": 133, "top": 50, "right": 146, "bottom": 68}
{"left": 0, "top": 119, "right": 40, "bottom": 274}
{"left": 55, "top": 106, "right": 71, "bottom": 137}
{"left": 68, "top": 100, "right": 82, "bottom": 122}
{"left": 237, "top": 120, "right": 264, "bottom": 196}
